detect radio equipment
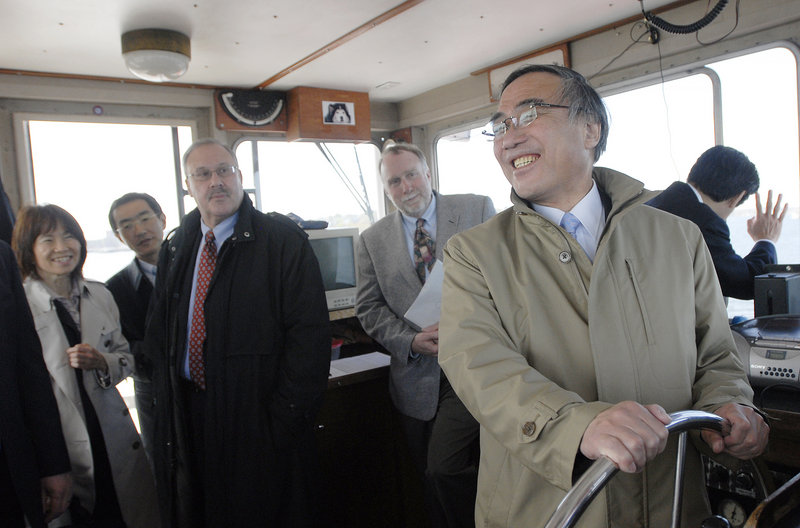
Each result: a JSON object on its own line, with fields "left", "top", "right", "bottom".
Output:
{"left": 731, "top": 315, "right": 800, "bottom": 388}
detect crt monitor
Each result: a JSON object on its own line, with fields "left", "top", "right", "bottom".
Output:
{"left": 305, "top": 227, "right": 359, "bottom": 311}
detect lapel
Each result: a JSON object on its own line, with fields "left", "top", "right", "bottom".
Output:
{"left": 434, "top": 193, "right": 460, "bottom": 260}
{"left": 24, "top": 279, "right": 81, "bottom": 407}
{"left": 79, "top": 282, "right": 114, "bottom": 353}
{"left": 127, "top": 258, "right": 153, "bottom": 308}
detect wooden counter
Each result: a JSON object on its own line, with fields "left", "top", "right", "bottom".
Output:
{"left": 757, "top": 387, "right": 800, "bottom": 473}
{"left": 315, "top": 351, "right": 429, "bottom": 528}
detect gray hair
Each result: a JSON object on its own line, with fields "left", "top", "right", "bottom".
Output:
{"left": 181, "top": 138, "right": 239, "bottom": 177}
{"left": 500, "top": 64, "right": 609, "bottom": 162}
{"left": 379, "top": 141, "right": 429, "bottom": 175}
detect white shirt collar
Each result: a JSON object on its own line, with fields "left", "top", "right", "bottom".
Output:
{"left": 137, "top": 258, "right": 157, "bottom": 285}
{"left": 533, "top": 180, "right": 604, "bottom": 235}
{"left": 687, "top": 182, "right": 704, "bottom": 203}
{"left": 400, "top": 192, "right": 437, "bottom": 236}
{"left": 533, "top": 180, "right": 605, "bottom": 262}
{"left": 200, "top": 212, "right": 238, "bottom": 253}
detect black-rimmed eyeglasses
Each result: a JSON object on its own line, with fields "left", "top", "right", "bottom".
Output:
{"left": 483, "top": 102, "right": 570, "bottom": 139}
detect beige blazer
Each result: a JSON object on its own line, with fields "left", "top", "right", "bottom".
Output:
{"left": 24, "top": 278, "right": 160, "bottom": 528}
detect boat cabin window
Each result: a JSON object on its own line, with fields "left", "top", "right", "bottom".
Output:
{"left": 234, "top": 139, "right": 382, "bottom": 231}
{"left": 599, "top": 45, "right": 799, "bottom": 319}
{"left": 27, "top": 120, "right": 192, "bottom": 281}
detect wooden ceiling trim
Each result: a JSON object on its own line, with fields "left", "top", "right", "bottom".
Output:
{"left": 0, "top": 68, "right": 217, "bottom": 90}
{"left": 256, "top": 0, "right": 425, "bottom": 90}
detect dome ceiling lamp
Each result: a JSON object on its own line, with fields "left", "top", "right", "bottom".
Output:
{"left": 121, "top": 28, "right": 191, "bottom": 82}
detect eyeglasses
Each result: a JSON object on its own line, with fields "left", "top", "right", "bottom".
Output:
{"left": 189, "top": 164, "right": 238, "bottom": 182}
{"left": 483, "top": 102, "right": 570, "bottom": 139}
{"left": 117, "top": 212, "right": 158, "bottom": 234}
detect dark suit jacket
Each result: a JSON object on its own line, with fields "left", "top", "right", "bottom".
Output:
{"left": 0, "top": 174, "right": 14, "bottom": 245}
{"left": 356, "top": 192, "right": 495, "bottom": 420}
{"left": 107, "top": 258, "right": 153, "bottom": 378}
{"left": 647, "top": 181, "right": 776, "bottom": 300}
{"left": 0, "top": 241, "right": 71, "bottom": 528}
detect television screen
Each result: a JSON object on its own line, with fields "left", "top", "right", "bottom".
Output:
{"left": 308, "top": 236, "right": 356, "bottom": 291}
{"left": 306, "top": 227, "right": 359, "bottom": 311}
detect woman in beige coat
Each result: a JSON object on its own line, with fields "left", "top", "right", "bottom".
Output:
{"left": 12, "top": 204, "right": 159, "bottom": 528}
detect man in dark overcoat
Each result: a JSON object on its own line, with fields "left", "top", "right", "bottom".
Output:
{"left": 145, "top": 138, "right": 331, "bottom": 528}
{"left": 0, "top": 240, "right": 72, "bottom": 527}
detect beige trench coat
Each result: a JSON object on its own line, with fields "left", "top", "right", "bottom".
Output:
{"left": 24, "top": 278, "right": 160, "bottom": 528}
{"left": 439, "top": 168, "right": 754, "bottom": 528}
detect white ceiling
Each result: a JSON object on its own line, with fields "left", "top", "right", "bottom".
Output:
{"left": 0, "top": 0, "right": 678, "bottom": 102}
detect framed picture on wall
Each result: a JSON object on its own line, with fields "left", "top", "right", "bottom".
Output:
{"left": 322, "top": 101, "right": 356, "bottom": 125}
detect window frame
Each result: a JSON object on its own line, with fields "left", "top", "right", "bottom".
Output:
{"left": 231, "top": 135, "right": 386, "bottom": 226}
{"left": 13, "top": 111, "right": 197, "bottom": 216}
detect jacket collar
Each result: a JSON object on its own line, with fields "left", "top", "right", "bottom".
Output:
{"left": 124, "top": 258, "right": 145, "bottom": 291}
{"left": 24, "top": 276, "right": 89, "bottom": 315}
{"left": 510, "top": 167, "right": 650, "bottom": 221}
{"left": 176, "top": 193, "right": 257, "bottom": 247}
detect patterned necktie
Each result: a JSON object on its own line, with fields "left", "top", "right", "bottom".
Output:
{"left": 188, "top": 230, "right": 217, "bottom": 389}
{"left": 413, "top": 218, "right": 435, "bottom": 284}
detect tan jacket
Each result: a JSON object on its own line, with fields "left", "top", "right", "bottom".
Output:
{"left": 24, "top": 278, "right": 160, "bottom": 528}
{"left": 439, "top": 168, "right": 754, "bottom": 528}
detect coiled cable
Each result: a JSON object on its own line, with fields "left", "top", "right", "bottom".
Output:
{"left": 640, "top": 0, "right": 728, "bottom": 34}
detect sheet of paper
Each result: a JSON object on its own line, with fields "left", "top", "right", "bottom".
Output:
{"left": 329, "top": 351, "right": 390, "bottom": 378}
{"left": 403, "top": 259, "right": 444, "bottom": 331}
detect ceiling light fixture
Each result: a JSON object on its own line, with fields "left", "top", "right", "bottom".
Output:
{"left": 121, "top": 28, "right": 191, "bottom": 82}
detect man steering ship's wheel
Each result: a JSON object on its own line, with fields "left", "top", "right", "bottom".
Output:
{"left": 544, "top": 410, "right": 734, "bottom": 528}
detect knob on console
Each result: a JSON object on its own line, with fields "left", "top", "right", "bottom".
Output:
{"left": 701, "top": 515, "right": 732, "bottom": 528}
{"left": 708, "top": 465, "right": 731, "bottom": 488}
{"left": 734, "top": 472, "right": 754, "bottom": 490}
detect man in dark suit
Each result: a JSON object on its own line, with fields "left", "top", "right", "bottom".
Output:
{"left": 0, "top": 239, "right": 72, "bottom": 528}
{"left": 0, "top": 172, "right": 14, "bottom": 245}
{"left": 106, "top": 192, "right": 166, "bottom": 460}
{"left": 145, "top": 138, "right": 330, "bottom": 528}
{"left": 356, "top": 142, "right": 495, "bottom": 528}
{"left": 648, "top": 145, "right": 787, "bottom": 300}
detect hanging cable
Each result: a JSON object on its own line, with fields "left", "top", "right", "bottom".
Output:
{"left": 696, "top": 0, "right": 741, "bottom": 46}
{"left": 588, "top": 22, "right": 651, "bottom": 81}
{"left": 639, "top": 0, "right": 728, "bottom": 34}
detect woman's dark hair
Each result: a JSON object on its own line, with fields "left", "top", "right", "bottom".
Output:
{"left": 12, "top": 204, "right": 87, "bottom": 280}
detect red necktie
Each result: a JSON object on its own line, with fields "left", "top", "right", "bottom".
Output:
{"left": 188, "top": 230, "right": 217, "bottom": 389}
{"left": 413, "top": 218, "right": 435, "bottom": 284}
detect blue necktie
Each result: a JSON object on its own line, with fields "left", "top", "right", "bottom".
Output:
{"left": 560, "top": 212, "right": 582, "bottom": 240}
{"left": 561, "top": 212, "right": 594, "bottom": 262}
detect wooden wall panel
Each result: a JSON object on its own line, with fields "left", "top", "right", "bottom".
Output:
{"left": 287, "top": 87, "right": 370, "bottom": 142}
